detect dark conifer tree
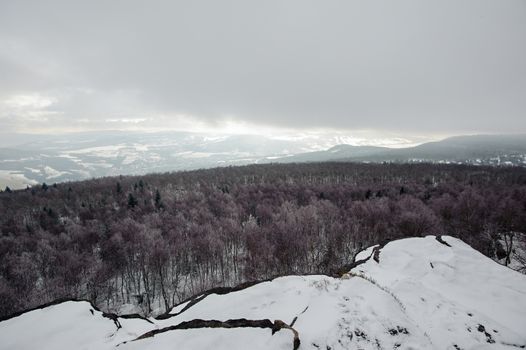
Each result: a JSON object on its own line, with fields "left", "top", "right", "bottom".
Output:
{"left": 128, "top": 193, "right": 138, "bottom": 208}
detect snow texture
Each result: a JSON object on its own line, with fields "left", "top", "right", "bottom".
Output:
{"left": 1, "top": 236, "right": 525, "bottom": 350}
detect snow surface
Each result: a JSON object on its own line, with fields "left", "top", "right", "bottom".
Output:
{"left": 0, "top": 301, "right": 152, "bottom": 350}
{"left": 121, "top": 328, "right": 293, "bottom": 350}
{"left": 0, "top": 170, "right": 38, "bottom": 189}
{"left": 1, "top": 236, "right": 525, "bottom": 350}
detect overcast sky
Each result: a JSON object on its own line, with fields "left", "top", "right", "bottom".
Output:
{"left": 1, "top": 0, "right": 525, "bottom": 143}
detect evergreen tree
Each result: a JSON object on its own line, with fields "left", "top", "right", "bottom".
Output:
{"left": 155, "top": 189, "right": 162, "bottom": 208}
{"left": 127, "top": 193, "right": 138, "bottom": 208}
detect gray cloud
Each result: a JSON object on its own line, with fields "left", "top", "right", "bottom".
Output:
{"left": 1, "top": 0, "right": 525, "bottom": 136}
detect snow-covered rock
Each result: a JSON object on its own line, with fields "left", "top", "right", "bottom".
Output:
{"left": 1, "top": 236, "right": 525, "bottom": 350}
{"left": 0, "top": 301, "right": 153, "bottom": 350}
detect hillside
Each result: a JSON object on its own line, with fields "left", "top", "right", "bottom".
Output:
{"left": 1, "top": 236, "right": 525, "bottom": 350}
{"left": 276, "top": 144, "right": 390, "bottom": 163}
{"left": 280, "top": 134, "right": 526, "bottom": 165}
{"left": 2, "top": 133, "right": 526, "bottom": 190}
{"left": 1, "top": 162, "right": 525, "bottom": 320}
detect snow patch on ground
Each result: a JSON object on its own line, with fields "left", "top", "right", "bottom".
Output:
{"left": 0, "top": 170, "right": 38, "bottom": 189}
{"left": 121, "top": 328, "right": 292, "bottom": 350}
{"left": 43, "top": 166, "right": 70, "bottom": 179}
{"left": 1, "top": 236, "right": 525, "bottom": 350}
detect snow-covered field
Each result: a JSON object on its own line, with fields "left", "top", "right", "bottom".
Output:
{"left": 0, "top": 170, "right": 38, "bottom": 189}
{"left": 1, "top": 236, "right": 525, "bottom": 350}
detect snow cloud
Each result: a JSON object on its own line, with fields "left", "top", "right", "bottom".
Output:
{"left": 1, "top": 0, "right": 525, "bottom": 138}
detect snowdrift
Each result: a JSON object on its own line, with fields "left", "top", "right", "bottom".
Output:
{"left": 1, "top": 236, "right": 525, "bottom": 350}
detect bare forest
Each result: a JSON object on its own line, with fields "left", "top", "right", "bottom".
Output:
{"left": 1, "top": 162, "right": 525, "bottom": 318}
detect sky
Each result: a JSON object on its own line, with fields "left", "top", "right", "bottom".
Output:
{"left": 0, "top": 0, "right": 525, "bottom": 145}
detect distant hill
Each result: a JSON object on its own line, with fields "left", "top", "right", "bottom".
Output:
{"left": 277, "top": 144, "right": 390, "bottom": 163}
{"left": 1, "top": 133, "right": 525, "bottom": 189}
{"left": 0, "top": 131, "right": 309, "bottom": 189}
{"left": 277, "top": 134, "right": 526, "bottom": 165}
{"left": 385, "top": 134, "right": 526, "bottom": 161}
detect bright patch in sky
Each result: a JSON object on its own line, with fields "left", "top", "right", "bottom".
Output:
{"left": 3, "top": 94, "right": 55, "bottom": 109}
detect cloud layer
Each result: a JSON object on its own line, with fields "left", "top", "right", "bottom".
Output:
{"left": 1, "top": 0, "right": 525, "bottom": 136}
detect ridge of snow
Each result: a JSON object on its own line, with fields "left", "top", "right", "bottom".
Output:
{"left": 0, "top": 236, "right": 525, "bottom": 350}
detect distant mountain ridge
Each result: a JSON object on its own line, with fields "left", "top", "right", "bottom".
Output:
{"left": 0, "top": 133, "right": 525, "bottom": 189}
{"left": 279, "top": 144, "right": 390, "bottom": 163}
{"left": 278, "top": 134, "right": 526, "bottom": 165}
